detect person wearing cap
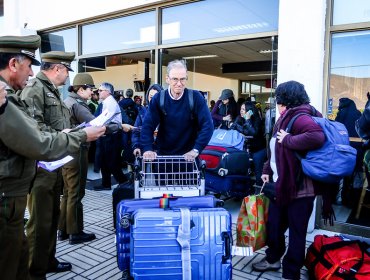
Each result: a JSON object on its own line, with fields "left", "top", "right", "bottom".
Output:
{"left": 20, "top": 50, "right": 77, "bottom": 278}
{"left": 0, "top": 35, "right": 105, "bottom": 280}
{"left": 211, "top": 88, "right": 238, "bottom": 129}
{"left": 141, "top": 59, "right": 213, "bottom": 161}
{"left": 95, "top": 82, "right": 129, "bottom": 190}
{"left": 57, "top": 73, "right": 97, "bottom": 245}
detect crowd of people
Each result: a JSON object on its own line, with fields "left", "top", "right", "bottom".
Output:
{"left": 1, "top": 34, "right": 363, "bottom": 280}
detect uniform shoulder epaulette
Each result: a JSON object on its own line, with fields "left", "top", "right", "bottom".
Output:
{"left": 25, "top": 80, "right": 37, "bottom": 87}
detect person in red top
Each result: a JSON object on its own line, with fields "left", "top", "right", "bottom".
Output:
{"left": 252, "top": 80, "right": 325, "bottom": 280}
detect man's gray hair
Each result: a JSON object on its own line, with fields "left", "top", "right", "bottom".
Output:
{"left": 167, "top": 59, "right": 187, "bottom": 75}
{"left": 100, "top": 82, "right": 114, "bottom": 95}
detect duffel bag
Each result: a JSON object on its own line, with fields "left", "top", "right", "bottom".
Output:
{"left": 305, "top": 234, "right": 370, "bottom": 280}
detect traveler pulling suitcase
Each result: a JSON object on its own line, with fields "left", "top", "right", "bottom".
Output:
{"left": 116, "top": 196, "right": 224, "bottom": 277}
{"left": 130, "top": 207, "right": 232, "bottom": 280}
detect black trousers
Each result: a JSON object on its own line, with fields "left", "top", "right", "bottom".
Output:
{"left": 265, "top": 196, "right": 315, "bottom": 280}
{"left": 97, "top": 131, "right": 127, "bottom": 187}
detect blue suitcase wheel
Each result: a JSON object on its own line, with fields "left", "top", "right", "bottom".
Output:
{"left": 120, "top": 213, "right": 131, "bottom": 229}
{"left": 122, "top": 269, "right": 131, "bottom": 279}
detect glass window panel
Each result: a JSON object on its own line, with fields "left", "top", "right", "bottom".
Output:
{"left": 0, "top": 18, "right": 4, "bottom": 34}
{"left": 40, "top": 28, "right": 77, "bottom": 53}
{"left": 82, "top": 11, "right": 155, "bottom": 55}
{"left": 329, "top": 30, "right": 370, "bottom": 118}
{"left": 333, "top": 0, "right": 370, "bottom": 25}
{"left": 162, "top": 0, "right": 278, "bottom": 44}
{"left": 40, "top": 29, "right": 77, "bottom": 99}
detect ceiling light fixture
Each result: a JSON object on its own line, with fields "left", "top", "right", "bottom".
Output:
{"left": 248, "top": 73, "right": 272, "bottom": 77}
{"left": 182, "top": 54, "right": 218, "bottom": 60}
{"left": 83, "top": 65, "right": 106, "bottom": 71}
{"left": 259, "top": 49, "right": 278, "bottom": 54}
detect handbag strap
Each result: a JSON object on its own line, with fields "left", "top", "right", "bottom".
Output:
{"left": 176, "top": 208, "right": 192, "bottom": 280}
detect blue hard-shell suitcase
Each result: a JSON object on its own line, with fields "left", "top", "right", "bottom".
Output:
{"left": 130, "top": 207, "right": 232, "bottom": 280}
{"left": 116, "top": 196, "right": 224, "bottom": 276}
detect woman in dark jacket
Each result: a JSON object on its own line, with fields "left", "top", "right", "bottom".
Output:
{"left": 231, "top": 101, "right": 266, "bottom": 185}
{"left": 252, "top": 81, "right": 325, "bottom": 280}
{"left": 131, "top": 83, "right": 163, "bottom": 156}
{"left": 211, "top": 89, "right": 238, "bottom": 129}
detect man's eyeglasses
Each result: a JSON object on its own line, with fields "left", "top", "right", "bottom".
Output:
{"left": 98, "top": 89, "right": 108, "bottom": 92}
{"left": 169, "top": 77, "right": 187, "bottom": 84}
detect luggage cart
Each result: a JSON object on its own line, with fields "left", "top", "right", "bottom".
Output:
{"left": 134, "top": 155, "right": 205, "bottom": 199}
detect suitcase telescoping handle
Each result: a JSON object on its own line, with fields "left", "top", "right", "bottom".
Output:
{"left": 222, "top": 231, "right": 232, "bottom": 263}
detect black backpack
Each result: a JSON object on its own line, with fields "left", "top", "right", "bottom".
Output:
{"left": 122, "top": 104, "right": 138, "bottom": 126}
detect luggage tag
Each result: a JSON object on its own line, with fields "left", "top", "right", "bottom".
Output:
{"left": 231, "top": 246, "right": 254, "bottom": 257}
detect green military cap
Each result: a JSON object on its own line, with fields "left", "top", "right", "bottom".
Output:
{"left": 0, "top": 35, "right": 41, "bottom": 66}
{"left": 73, "top": 73, "right": 95, "bottom": 88}
{"left": 41, "top": 51, "right": 75, "bottom": 71}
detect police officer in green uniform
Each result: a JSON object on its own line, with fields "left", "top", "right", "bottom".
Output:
{"left": 58, "top": 73, "right": 97, "bottom": 244}
{"left": 0, "top": 35, "right": 106, "bottom": 280}
{"left": 20, "top": 51, "right": 79, "bottom": 279}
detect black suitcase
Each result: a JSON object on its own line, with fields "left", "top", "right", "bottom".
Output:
{"left": 112, "top": 181, "right": 135, "bottom": 228}
{"left": 200, "top": 145, "right": 250, "bottom": 176}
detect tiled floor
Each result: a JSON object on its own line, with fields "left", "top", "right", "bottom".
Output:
{"left": 41, "top": 188, "right": 337, "bottom": 280}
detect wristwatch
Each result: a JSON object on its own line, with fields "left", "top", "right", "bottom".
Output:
{"left": 193, "top": 148, "right": 199, "bottom": 155}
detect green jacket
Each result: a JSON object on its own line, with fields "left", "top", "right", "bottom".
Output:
{"left": 21, "top": 71, "right": 71, "bottom": 132}
{"left": 0, "top": 76, "right": 87, "bottom": 198}
{"left": 64, "top": 92, "right": 95, "bottom": 127}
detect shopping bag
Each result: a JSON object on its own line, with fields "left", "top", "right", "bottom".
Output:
{"left": 236, "top": 188, "right": 269, "bottom": 252}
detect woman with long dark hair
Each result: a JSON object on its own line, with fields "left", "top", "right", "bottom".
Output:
{"left": 231, "top": 101, "right": 266, "bottom": 185}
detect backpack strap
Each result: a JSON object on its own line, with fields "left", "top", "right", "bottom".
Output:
{"left": 285, "top": 113, "right": 310, "bottom": 133}
{"left": 188, "top": 89, "right": 194, "bottom": 120}
{"left": 160, "top": 89, "right": 194, "bottom": 119}
{"left": 285, "top": 112, "right": 312, "bottom": 161}
{"left": 159, "top": 90, "right": 167, "bottom": 116}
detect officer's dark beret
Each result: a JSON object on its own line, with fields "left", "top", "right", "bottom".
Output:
{"left": 0, "top": 35, "right": 41, "bottom": 66}
{"left": 41, "top": 51, "right": 75, "bottom": 71}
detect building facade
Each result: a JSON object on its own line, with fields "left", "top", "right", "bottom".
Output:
{"left": 2, "top": 0, "right": 370, "bottom": 236}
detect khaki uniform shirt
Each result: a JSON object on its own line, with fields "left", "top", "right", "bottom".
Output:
{"left": 0, "top": 75, "right": 86, "bottom": 198}
{"left": 21, "top": 71, "right": 71, "bottom": 132}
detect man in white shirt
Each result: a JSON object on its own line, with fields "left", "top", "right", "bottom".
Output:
{"left": 94, "top": 82, "right": 128, "bottom": 190}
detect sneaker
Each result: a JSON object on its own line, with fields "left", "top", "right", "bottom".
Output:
{"left": 57, "top": 230, "right": 68, "bottom": 241}
{"left": 252, "top": 257, "right": 281, "bottom": 272}
{"left": 69, "top": 231, "right": 96, "bottom": 245}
